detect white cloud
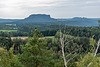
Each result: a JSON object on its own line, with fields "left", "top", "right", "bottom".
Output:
{"left": 0, "top": 0, "right": 100, "bottom": 19}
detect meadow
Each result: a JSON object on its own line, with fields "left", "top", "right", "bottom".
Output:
{"left": 0, "top": 30, "right": 17, "bottom": 32}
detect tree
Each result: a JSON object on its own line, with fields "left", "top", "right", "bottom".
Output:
{"left": 0, "top": 45, "right": 23, "bottom": 67}
{"left": 98, "top": 20, "right": 100, "bottom": 27}
{"left": 0, "top": 37, "right": 13, "bottom": 51}
{"left": 59, "top": 26, "right": 82, "bottom": 67}
{"left": 60, "top": 30, "right": 67, "bottom": 67}
{"left": 77, "top": 37, "right": 100, "bottom": 67}
{"left": 19, "top": 27, "right": 55, "bottom": 67}
{"left": 87, "top": 39, "right": 100, "bottom": 67}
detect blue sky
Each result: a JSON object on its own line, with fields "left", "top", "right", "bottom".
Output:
{"left": 0, "top": 0, "right": 100, "bottom": 19}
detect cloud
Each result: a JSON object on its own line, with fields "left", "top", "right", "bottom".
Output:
{"left": 0, "top": 0, "right": 100, "bottom": 19}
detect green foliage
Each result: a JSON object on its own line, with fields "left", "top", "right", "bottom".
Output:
{"left": 47, "top": 32, "right": 91, "bottom": 67}
{"left": 76, "top": 36, "right": 100, "bottom": 67}
{"left": 63, "top": 26, "right": 100, "bottom": 41}
{"left": 0, "top": 30, "right": 17, "bottom": 32}
{"left": 98, "top": 20, "right": 100, "bottom": 23}
{"left": 0, "top": 45, "right": 23, "bottom": 67}
{"left": 0, "top": 25, "right": 100, "bottom": 67}
{"left": 19, "top": 27, "right": 55, "bottom": 67}
{"left": 97, "top": 53, "right": 100, "bottom": 57}
{"left": 54, "top": 60, "right": 64, "bottom": 67}
{"left": 13, "top": 38, "right": 27, "bottom": 54}
{"left": 0, "top": 25, "right": 100, "bottom": 41}
{"left": 98, "top": 20, "right": 100, "bottom": 27}
{"left": 90, "top": 35, "right": 96, "bottom": 47}
{"left": 76, "top": 53, "right": 100, "bottom": 67}
{"left": 41, "top": 30, "right": 57, "bottom": 36}
{"left": 89, "top": 36, "right": 97, "bottom": 52}
{"left": 0, "top": 37, "right": 13, "bottom": 51}
{"left": 54, "top": 32, "right": 90, "bottom": 53}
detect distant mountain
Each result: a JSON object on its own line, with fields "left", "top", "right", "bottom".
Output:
{"left": 58, "top": 17, "right": 100, "bottom": 27}
{"left": 0, "top": 15, "right": 99, "bottom": 27}
{"left": 0, "top": 19, "right": 20, "bottom": 23}
{"left": 19, "top": 14, "right": 57, "bottom": 22}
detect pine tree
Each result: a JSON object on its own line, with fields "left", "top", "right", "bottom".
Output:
{"left": 19, "top": 27, "right": 55, "bottom": 67}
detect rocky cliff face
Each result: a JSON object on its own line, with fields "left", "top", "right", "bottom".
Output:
{"left": 23, "top": 14, "right": 57, "bottom": 22}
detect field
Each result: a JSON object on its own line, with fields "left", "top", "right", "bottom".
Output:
{"left": 11, "top": 36, "right": 54, "bottom": 40}
{"left": 0, "top": 30, "right": 17, "bottom": 32}
{"left": 11, "top": 37, "right": 28, "bottom": 40}
{"left": 43, "top": 36, "right": 55, "bottom": 39}
{"left": 6, "top": 24, "right": 16, "bottom": 26}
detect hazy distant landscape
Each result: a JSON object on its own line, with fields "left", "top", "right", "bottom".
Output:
{"left": 0, "top": 14, "right": 100, "bottom": 67}
{"left": 0, "top": 14, "right": 99, "bottom": 37}
{"left": 0, "top": 14, "right": 99, "bottom": 27}
{"left": 0, "top": 0, "right": 100, "bottom": 67}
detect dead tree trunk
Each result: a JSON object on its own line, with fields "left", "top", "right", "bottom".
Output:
{"left": 60, "top": 30, "right": 67, "bottom": 67}
{"left": 59, "top": 25, "right": 81, "bottom": 67}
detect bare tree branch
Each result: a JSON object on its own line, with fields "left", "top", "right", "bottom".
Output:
{"left": 59, "top": 25, "right": 82, "bottom": 67}
{"left": 66, "top": 54, "right": 78, "bottom": 66}
{"left": 87, "top": 39, "right": 100, "bottom": 67}
{"left": 66, "top": 46, "right": 82, "bottom": 58}
{"left": 94, "top": 39, "right": 100, "bottom": 57}
{"left": 60, "top": 29, "right": 67, "bottom": 67}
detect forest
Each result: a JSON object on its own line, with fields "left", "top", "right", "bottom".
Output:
{"left": 0, "top": 0, "right": 100, "bottom": 66}
{"left": 0, "top": 21, "right": 100, "bottom": 67}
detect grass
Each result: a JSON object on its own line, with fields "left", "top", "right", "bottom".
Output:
{"left": 11, "top": 36, "right": 55, "bottom": 40}
{"left": 11, "top": 37, "right": 28, "bottom": 40}
{"left": 42, "top": 36, "right": 55, "bottom": 39}
{"left": 6, "top": 24, "right": 16, "bottom": 26}
{"left": 0, "top": 30, "right": 17, "bottom": 32}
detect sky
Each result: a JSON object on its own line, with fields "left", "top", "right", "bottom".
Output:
{"left": 0, "top": 0, "right": 100, "bottom": 19}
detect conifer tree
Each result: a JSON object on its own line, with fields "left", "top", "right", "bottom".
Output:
{"left": 19, "top": 27, "right": 55, "bottom": 67}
